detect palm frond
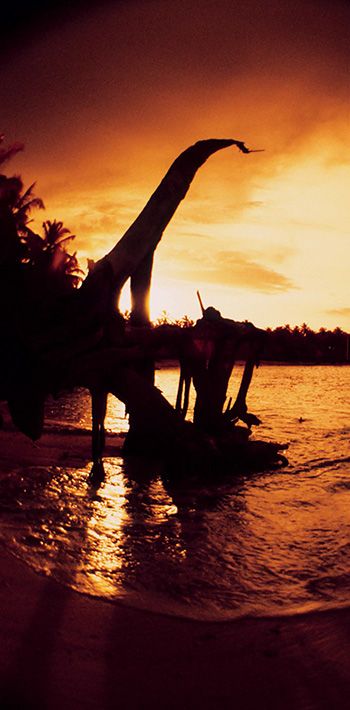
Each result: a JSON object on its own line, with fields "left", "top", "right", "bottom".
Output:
{"left": 13, "top": 182, "right": 44, "bottom": 228}
{"left": 15, "top": 199, "right": 45, "bottom": 228}
{"left": 15, "top": 182, "right": 36, "bottom": 209}
{"left": 54, "top": 234, "right": 75, "bottom": 247}
{"left": 43, "top": 220, "right": 75, "bottom": 247}
{"left": 63, "top": 251, "right": 85, "bottom": 279}
{"left": 21, "top": 227, "right": 45, "bottom": 262}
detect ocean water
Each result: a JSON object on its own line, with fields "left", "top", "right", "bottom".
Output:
{"left": 0, "top": 364, "right": 349, "bottom": 620}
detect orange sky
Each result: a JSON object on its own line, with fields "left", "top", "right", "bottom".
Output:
{"left": 1, "top": 0, "right": 349, "bottom": 328}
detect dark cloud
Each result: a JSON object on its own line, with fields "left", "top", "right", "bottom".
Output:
{"left": 0, "top": 0, "right": 128, "bottom": 57}
{"left": 2, "top": 0, "right": 349, "bottom": 158}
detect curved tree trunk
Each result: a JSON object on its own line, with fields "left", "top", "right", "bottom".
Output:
{"left": 130, "top": 251, "right": 154, "bottom": 326}
{"left": 74, "top": 139, "right": 245, "bottom": 454}
{"left": 80, "top": 139, "right": 239, "bottom": 311}
{"left": 6, "top": 139, "right": 250, "bottom": 446}
{"left": 128, "top": 251, "right": 155, "bottom": 440}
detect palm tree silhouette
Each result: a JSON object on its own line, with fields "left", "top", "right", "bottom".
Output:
{"left": 30, "top": 220, "right": 84, "bottom": 291}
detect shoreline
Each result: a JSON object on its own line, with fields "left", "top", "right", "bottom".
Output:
{"left": 5, "top": 538, "right": 350, "bottom": 626}
{"left": 157, "top": 358, "right": 350, "bottom": 367}
{"left": 1, "top": 412, "right": 350, "bottom": 707}
{"left": 1, "top": 544, "right": 350, "bottom": 709}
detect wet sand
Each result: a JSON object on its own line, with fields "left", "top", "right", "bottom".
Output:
{"left": 1, "top": 418, "right": 350, "bottom": 709}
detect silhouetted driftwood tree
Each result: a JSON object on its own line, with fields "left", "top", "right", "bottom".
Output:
{"left": 0, "top": 137, "right": 287, "bottom": 478}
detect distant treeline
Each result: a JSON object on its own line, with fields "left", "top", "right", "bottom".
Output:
{"left": 263, "top": 324, "right": 349, "bottom": 363}
{"left": 148, "top": 312, "right": 350, "bottom": 363}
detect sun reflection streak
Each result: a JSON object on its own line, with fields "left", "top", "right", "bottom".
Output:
{"left": 74, "top": 464, "right": 187, "bottom": 599}
{"left": 74, "top": 461, "right": 130, "bottom": 596}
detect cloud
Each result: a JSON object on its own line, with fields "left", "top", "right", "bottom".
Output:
{"left": 2, "top": 0, "right": 349, "bottom": 171}
{"left": 34, "top": 187, "right": 146, "bottom": 254}
{"left": 1, "top": 0, "right": 348, "bottom": 330}
{"left": 67, "top": 201, "right": 137, "bottom": 238}
{"left": 326, "top": 308, "right": 350, "bottom": 319}
{"left": 161, "top": 247, "right": 295, "bottom": 293}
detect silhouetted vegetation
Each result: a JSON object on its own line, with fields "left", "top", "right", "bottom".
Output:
{"left": 153, "top": 310, "right": 195, "bottom": 329}
{"left": 0, "top": 138, "right": 84, "bottom": 306}
{"left": 264, "top": 324, "right": 349, "bottom": 364}
{"left": 148, "top": 316, "right": 349, "bottom": 364}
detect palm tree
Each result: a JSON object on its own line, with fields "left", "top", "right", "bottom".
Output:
{"left": 42, "top": 220, "right": 84, "bottom": 289}
{"left": 14, "top": 182, "right": 45, "bottom": 233}
{"left": 0, "top": 136, "right": 84, "bottom": 304}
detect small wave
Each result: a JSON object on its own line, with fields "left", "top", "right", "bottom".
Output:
{"left": 307, "top": 456, "right": 350, "bottom": 469}
{"left": 307, "top": 573, "right": 350, "bottom": 597}
{"left": 329, "top": 480, "right": 350, "bottom": 492}
{"left": 43, "top": 421, "right": 126, "bottom": 442}
{"left": 44, "top": 421, "right": 91, "bottom": 435}
{"left": 287, "top": 455, "right": 350, "bottom": 477}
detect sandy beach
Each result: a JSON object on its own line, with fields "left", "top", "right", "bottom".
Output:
{"left": 2, "top": 543, "right": 350, "bottom": 710}
{"left": 1, "top": 418, "right": 350, "bottom": 709}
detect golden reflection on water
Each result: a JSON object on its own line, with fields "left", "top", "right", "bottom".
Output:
{"left": 1, "top": 365, "right": 350, "bottom": 619}
{"left": 1, "top": 452, "right": 350, "bottom": 618}
{"left": 81, "top": 466, "right": 129, "bottom": 594}
{"left": 70, "top": 461, "right": 186, "bottom": 600}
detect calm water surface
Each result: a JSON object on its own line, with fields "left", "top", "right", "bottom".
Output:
{"left": 0, "top": 364, "right": 349, "bottom": 620}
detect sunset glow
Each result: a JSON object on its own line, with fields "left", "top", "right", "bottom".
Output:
{"left": 1, "top": 0, "right": 349, "bottom": 329}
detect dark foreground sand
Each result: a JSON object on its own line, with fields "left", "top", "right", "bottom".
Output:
{"left": 1, "top": 420, "right": 350, "bottom": 709}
